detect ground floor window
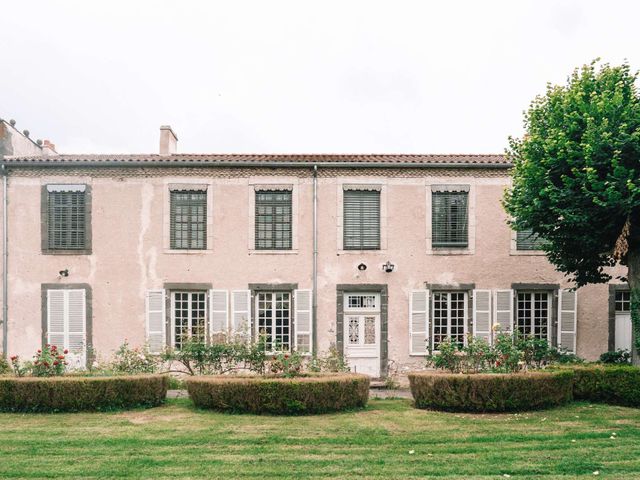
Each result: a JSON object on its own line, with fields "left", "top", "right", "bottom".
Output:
{"left": 172, "top": 291, "right": 207, "bottom": 349}
{"left": 516, "top": 291, "right": 551, "bottom": 340}
{"left": 256, "top": 291, "right": 291, "bottom": 351}
{"left": 432, "top": 291, "right": 467, "bottom": 349}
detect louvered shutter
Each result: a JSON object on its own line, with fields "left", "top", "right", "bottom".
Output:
{"left": 146, "top": 290, "right": 166, "bottom": 353}
{"left": 493, "top": 290, "right": 514, "bottom": 333}
{"left": 409, "top": 290, "right": 430, "bottom": 355}
{"left": 169, "top": 190, "right": 207, "bottom": 250}
{"left": 209, "top": 290, "right": 229, "bottom": 336}
{"left": 231, "top": 290, "right": 251, "bottom": 339}
{"left": 343, "top": 190, "right": 381, "bottom": 250}
{"left": 558, "top": 289, "right": 577, "bottom": 353}
{"left": 294, "top": 289, "right": 313, "bottom": 354}
{"left": 472, "top": 289, "right": 492, "bottom": 343}
{"left": 516, "top": 228, "right": 544, "bottom": 250}
{"left": 432, "top": 190, "right": 468, "bottom": 247}
{"left": 46, "top": 290, "right": 66, "bottom": 351}
{"left": 66, "top": 289, "right": 86, "bottom": 368}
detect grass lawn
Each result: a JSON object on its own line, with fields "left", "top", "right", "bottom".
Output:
{"left": 0, "top": 398, "right": 639, "bottom": 479}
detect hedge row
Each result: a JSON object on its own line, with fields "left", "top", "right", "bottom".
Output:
{"left": 0, "top": 375, "right": 169, "bottom": 412}
{"left": 187, "top": 373, "right": 370, "bottom": 414}
{"left": 565, "top": 365, "right": 640, "bottom": 408}
{"left": 409, "top": 371, "right": 574, "bottom": 412}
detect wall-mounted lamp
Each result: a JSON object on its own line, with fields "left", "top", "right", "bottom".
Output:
{"left": 382, "top": 261, "right": 395, "bottom": 273}
{"left": 357, "top": 263, "right": 367, "bottom": 271}
{"left": 58, "top": 269, "right": 69, "bottom": 278}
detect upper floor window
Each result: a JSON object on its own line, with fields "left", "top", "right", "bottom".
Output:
{"left": 343, "top": 189, "right": 381, "bottom": 250}
{"left": 255, "top": 190, "right": 292, "bottom": 250}
{"left": 170, "top": 190, "right": 207, "bottom": 250}
{"left": 431, "top": 186, "right": 468, "bottom": 248}
{"left": 516, "top": 228, "right": 545, "bottom": 251}
{"left": 45, "top": 185, "right": 88, "bottom": 251}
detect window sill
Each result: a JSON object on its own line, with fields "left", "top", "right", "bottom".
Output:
{"left": 249, "top": 249, "right": 299, "bottom": 255}
{"left": 163, "top": 249, "right": 212, "bottom": 255}
{"left": 337, "top": 249, "right": 386, "bottom": 255}
{"left": 510, "top": 250, "right": 547, "bottom": 256}
{"left": 427, "top": 248, "right": 473, "bottom": 255}
{"left": 42, "top": 249, "right": 92, "bottom": 256}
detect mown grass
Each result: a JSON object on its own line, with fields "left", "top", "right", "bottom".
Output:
{"left": 0, "top": 398, "right": 638, "bottom": 479}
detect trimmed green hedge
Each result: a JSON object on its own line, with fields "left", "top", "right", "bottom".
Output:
{"left": 187, "top": 373, "right": 370, "bottom": 414}
{"left": 0, "top": 375, "right": 169, "bottom": 412}
{"left": 409, "top": 371, "right": 574, "bottom": 412}
{"left": 567, "top": 365, "right": 640, "bottom": 407}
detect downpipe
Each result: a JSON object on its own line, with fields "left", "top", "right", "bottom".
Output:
{"left": 2, "top": 163, "right": 7, "bottom": 358}
{"left": 312, "top": 164, "right": 318, "bottom": 354}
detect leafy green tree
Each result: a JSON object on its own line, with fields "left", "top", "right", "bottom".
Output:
{"left": 504, "top": 60, "right": 640, "bottom": 365}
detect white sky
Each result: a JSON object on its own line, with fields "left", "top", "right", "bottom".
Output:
{"left": 1, "top": 0, "right": 639, "bottom": 154}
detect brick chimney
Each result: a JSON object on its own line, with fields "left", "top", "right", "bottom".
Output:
{"left": 159, "top": 125, "right": 178, "bottom": 155}
{"left": 42, "top": 139, "right": 58, "bottom": 155}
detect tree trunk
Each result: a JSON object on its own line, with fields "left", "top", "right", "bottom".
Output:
{"left": 627, "top": 248, "right": 640, "bottom": 366}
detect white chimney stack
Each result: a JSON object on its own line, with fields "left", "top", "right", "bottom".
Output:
{"left": 159, "top": 125, "right": 178, "bottom": 155}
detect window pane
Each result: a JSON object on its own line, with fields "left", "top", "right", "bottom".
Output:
{"left": 48, "top": 191, "right": 87, "bottom": 250}
{"left": 343, "top": 190, "right": 381, "bottom": 250}
{"left": 255, "top": 191, "right": 292, "bottom": 250}
{"left": 516, "top": 291, "right": 549, "bottom": 340}
{"left": 257, "top": 291, "right": 291, "bottom": 351}
{"left": 432, "top": 292, "right": 466, "bottom": 350}
{"left": 170, "top": 191, "right": 207, "bottom": 250}
{"left": 432, "top": 192, "right": 468, "bottom": 248}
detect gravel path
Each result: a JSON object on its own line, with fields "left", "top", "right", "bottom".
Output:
{"left": 167, "top": 389, "right": 412, "bottom": 399}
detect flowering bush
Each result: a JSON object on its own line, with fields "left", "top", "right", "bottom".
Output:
{"left": 110, "top": 341, "right": 160, "bottom": 374}
{"left": 268, "top": 351, "right": 303, "bottom": 377}
{"left": 9, "top": 355, "right": 29, "bottom": 377}
{"left": 31, "top": 345, "right": 67, "bottom": 377}
{"left": 309, "top": 345, "right": 350, "bottom": 373}
{"left": 492, "top": 333, "right": 521, "bottom": 373}
{"left": 0, "top": 356, "right": 10, "bottom": 375}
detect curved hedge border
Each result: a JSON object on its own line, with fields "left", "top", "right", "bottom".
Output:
{"left": 409, "top": 371, "right": 574, "bottom": 412}
{"left": 0, "top": 374, "right": 169, "bottom": 412}
{"left": 561, "top": 365, "right": 640, "bottom": 407}
{"left": 187, "top": 373, "right": 370, "bottom": 414}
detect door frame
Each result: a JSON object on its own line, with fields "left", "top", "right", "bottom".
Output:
{"left": 608, "top": 284, "right": 629, "bottom": 352}
{"left": 336, "top": 284, "right": 388, "bottom": 378}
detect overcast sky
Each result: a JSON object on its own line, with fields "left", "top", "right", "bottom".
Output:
{"left": 1, "top": 0, "right": 639, "bottom": 154}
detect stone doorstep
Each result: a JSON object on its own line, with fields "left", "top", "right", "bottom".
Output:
{"left": 166, "top": 389, "right": 413, "bottom": 399}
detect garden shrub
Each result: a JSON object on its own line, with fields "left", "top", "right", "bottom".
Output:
{"left": 598, "top": 349, "right": 631, "bottom": 365}
{"left": 565, "top": 364, "right": 640, "bottom": 407}
{"left": 0, "top": 374, "right": 168, "bottom": 412}
{"left": 409, "top": 371, "right": 574, "bottom": 412}
{"left": 187, "top": 373, "right": 369, "bottom": 414}
{"left": 110, "top": 341, "right": 160, "bottom": 374}
{"left": 0, "top": 356, "right": 10, "bottom": 375}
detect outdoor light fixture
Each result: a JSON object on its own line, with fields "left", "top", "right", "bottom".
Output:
{"left": 382, "top": 261, "right": 395, "bottom": 273}
{"left": 58, "top": 269, "right": 69, "bottom": 278}
{"left": 357, "top": 263, "right": 367, "bottom": 271}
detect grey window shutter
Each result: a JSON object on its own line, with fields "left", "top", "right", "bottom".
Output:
{"left": 231, "top": 290, "right": 251, "bottom": 341}
{"left": 170, "top": 190, "right": 207, "bottom": 250}
{"left": 432, "top": 191, "right": 468, "bottom": 247}
{"left": 146, "top": 290, "right": 166, "bottom": 353}
{"left": 558, "top": 289, "right": 577, "bottom": 353}
{"left": 255, "top": 191, "right": 292, "bottom": 250}
{"left": 493, "top": 289, "right": 514, "bottom": 334}
{"left": 48, "top": 190, "right": 87, "bottom": 250}
{"left": 209, "top": 290, "right": 229, "bottom": 336}
{"left": 516, "top": 228, "right": 545, "bottom": 250}
{"left": 343, "top": 190, "right": 381, "bottom": 250}
{"left": 409, "top": 290, "right": 430, "bottom": 355}
{"left": 294, "top": 289, "right": 313, "bottom": 354}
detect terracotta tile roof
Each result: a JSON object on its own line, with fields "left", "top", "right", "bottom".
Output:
{"left": 1, "top": 153, "right": 510, "bottom": 167}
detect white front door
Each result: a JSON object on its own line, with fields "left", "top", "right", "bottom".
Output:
{"left": 343, "top": 293, "right": 381, "bottom": 377}
{"left": 614, "top": 290, "right": 632, "bottom": 352}
{"left": 615, "top": 312, "right": 632, "bottom": 352}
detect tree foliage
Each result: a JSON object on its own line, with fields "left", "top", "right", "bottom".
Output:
{"left": 504, "top": 60, "right": 640, "bottom": 286}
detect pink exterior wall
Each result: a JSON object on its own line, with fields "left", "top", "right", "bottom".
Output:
{"left": 3, "top": 167, "right": 617, "bottom": 367}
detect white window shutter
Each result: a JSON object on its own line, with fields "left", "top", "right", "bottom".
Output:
{"left": 66, "top": 289, "right": 87, "bottom": 368}
{"left": 493, "top": 290, "right": 514, "bottom": 334}
{"left": 409, "top": 289, "right": 429, "bottom": 355}
{"left": 472, "top": 289, "right": 492, "bottom": 343}
{"left": 558, "top": 289, "right": 577, "bottom": 353}
{"left": 231, "top": 290, "right": 251, "bottom": 339}
{"left": 294, "top": 289, "right": 313, "bottom": 354}
{"left": 209, "top": 290, "right": 229, "bottom": 336}
{"left": 146, "top": 289, "right": 166, "bottom": 353}
{"left": 47, "top": 290, "right": 66, "bottom": 350}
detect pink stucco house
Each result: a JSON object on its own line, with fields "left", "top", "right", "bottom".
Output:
{"left": 0, "top": 121, "right": 633, "bottom": 376}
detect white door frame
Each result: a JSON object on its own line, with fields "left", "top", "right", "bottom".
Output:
{"left": 343, "top": 292, "right": 381, "bottom": 376}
